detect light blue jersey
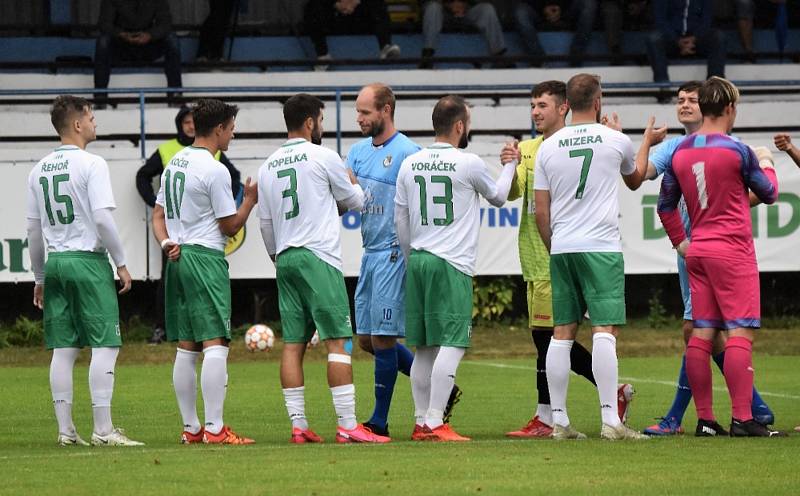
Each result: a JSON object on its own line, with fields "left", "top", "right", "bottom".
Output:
{"left": 346, "top": 132, "right": 421, "bottom": 251}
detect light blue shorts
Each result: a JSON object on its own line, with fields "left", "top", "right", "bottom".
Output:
{"left": 355, "top": 248, "right": 406, "bottom": 336}
{"left": 677, "top": 254, "right": 693, "bottom": 320}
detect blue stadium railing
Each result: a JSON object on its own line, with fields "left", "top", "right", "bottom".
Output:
{"left": 1, "top": 81, "right": 798, "bottom": 158}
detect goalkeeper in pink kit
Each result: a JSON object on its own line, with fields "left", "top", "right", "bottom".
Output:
{"left": 657, "top": 77, "right": 785, "bottom": 438}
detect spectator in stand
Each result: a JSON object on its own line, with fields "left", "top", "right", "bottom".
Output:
{"left": 513, "top": 0, "right": 598, "bottom": 67}
{"left": 304, "top": 0, "right": 401, "bottom": 71}
{"left": 94, "top": 0, "right": 182, "bottom": 106}
{"left": 420, "top": 1, "right": 510, "bottom": 68}
{"left": 196, "top": 0, "right": 237, "bottom": 62}
{"left": 135, "top": 106, "right": 242, "bottom": 344}
{"left": 732, "top": 0, "right": 755, "bottom": 62}
{"left": 600, "top": 0, "right": 650, "bottom": 65}
{"left": 646, "top": 0, "right": 725, "bottom": 97}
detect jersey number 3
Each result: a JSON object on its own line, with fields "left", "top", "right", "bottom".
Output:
{"left": 277, "top": 168, "right": 299, "bottom": 220}
{"left": 414, "top": 175, "right": 453, "bottom": 226}
{"left": 39, "top": 174, "right": 74, "bottom": 225}
{"left": 164, "top": 170, "right": 186, "bottom": 219}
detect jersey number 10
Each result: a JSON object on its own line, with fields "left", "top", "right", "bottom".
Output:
{"left": 164, "top": 170, "right": 186, "bottom": 219}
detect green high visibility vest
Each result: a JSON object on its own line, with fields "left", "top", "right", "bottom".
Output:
{"left": 157, "top": 139, "right": 222, "bottom": 166}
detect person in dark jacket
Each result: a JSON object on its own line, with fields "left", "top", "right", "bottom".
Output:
{"left": 136, "top": 106, "right": 242, "bottom": 343}
{"left": 94, "top": 0, "right": 182, "bottom": 105}
{"left": 513, "top": 0, "right": 598, "bottom": 67}
{"left": 646, "top": 0, "right": 725, "bottom": 87}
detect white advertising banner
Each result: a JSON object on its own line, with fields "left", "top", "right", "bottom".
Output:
{"left": 1, "top": 155, "right": 798, "bottom": 282}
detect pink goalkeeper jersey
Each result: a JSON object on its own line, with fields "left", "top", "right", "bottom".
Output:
{"left": 657, "top": 133, "right": 778, "bottom": 261}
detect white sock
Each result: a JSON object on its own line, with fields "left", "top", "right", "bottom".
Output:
{"left": 173, "top": 348, "right": 201, "bottom": 434}
{"left": 201, "top": 345, "right": 229, "bottom": 435}
{"left": 50, "top": 348, "right": 80, "bottom": 436}
{"left": 536, "top": 404, "right": 553, "bottom": 427}
{"left": 546, "top": 338, "right": 573, "bottom": 427}
{"left": 282, "top": 386, "right": 308, "bottom": 430}
{"left": 89, "top": 347, "right": 119, "bottom": 436}
{"left": 410, "top": 346, "right": 437, "bottom": 426}
{"left": 593, "top": 332, "right": 621, "bottom": 427}
{"left": 426, "top": 346, "right": 465, "bottom": 429}
{"left": 330, "top": 384, "right": 357, "bottom": 430}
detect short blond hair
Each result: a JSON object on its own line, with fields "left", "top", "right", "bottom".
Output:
{"left": 699, "top": 76, "right": 740, "bottom": 117}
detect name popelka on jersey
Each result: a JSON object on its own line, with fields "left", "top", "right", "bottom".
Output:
{"left": 267, "top": 153, "right": 308, "bottom": 170}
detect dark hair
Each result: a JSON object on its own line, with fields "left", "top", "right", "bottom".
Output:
{"left": 50, "top": 95, "right": 91, "bottom": 135}
{"left": 283, "top": 93, "right": 325, "bottom": 131}
{"left": 677, "top": 80, "right": 703, "bottom": 95}
{"left": 192, "top": 98, "right": 238, "bottom": 136}
{"left": 699, "top": 76, "right": 739, "bottom": 117}
{"left": 367, "top": 83, "right": 396, "bottom": 119}
{"left": 532, "top": 80, "right": 566, "bottom": 105}
{"left": 432, "top": 95, "right": 468, "bottom": 136}
{"left": 566, "top": 73, "right": 601, "bottom": 112}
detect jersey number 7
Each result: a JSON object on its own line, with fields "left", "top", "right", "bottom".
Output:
{"left": 570, "top": 148, "right": 594, "bottom": 200}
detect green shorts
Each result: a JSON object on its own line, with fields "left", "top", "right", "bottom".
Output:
{"left": 550, "top": 252, "right": 626, "bottom": 327}
{"left": 43, "top": 251, "right": 121, "bottom": 349}
{"left": 405, "top": 250, "right": 472, "bottom": 348}
{"left": 165, "top": 244, "right": 232, "bottom": 343}
{"left": 276, "top": 247, "right": 353, "bottom": 344}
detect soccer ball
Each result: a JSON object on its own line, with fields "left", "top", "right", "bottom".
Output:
{"left": 244, "top": 324, "right": 275, "bottom": 352}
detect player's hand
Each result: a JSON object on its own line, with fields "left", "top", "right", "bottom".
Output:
{"left": 242, "top": 177, "right": 258, "bottom": 206}
{"left": 643, "top": 116, "right": 668, "bottom": 146}
{"left": 675, "top": 239, "right": 689, "bottom": 258}
{"left": 347, "top": 168, "right": 358, "bottom": 185}
{"left": 752, "top": 146, "right": 775, "bottom": 169}
{"left": 33, "top": 283, "right": 44, "bottom": 310}
{"left": 117, "top": 266, "right": 132, "bottom": 295}
{"left": 162, "top": 239, "right": 181, "bottom": 261}
{"left": 774, "top": 133, "right": 794, "bottom": 152}
{"left": 601, "top": 112, "right": 622, "bottom": 131}
{"left": 499, "top": 140, "right": 520, "bottom": 165}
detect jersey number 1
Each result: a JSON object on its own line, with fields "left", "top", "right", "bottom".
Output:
{"left": 164, "top": 170, "right": 186, "bottom": 219}
{"left": 38, "top": 174, "right": 74, "bottom": 225}
{"left": 570, "top": 148, "right": 594, "bottom": 199}
{"left": 414, "top": 175, "right": 453, "bottom": 226}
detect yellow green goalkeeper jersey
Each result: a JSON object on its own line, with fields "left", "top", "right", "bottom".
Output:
{"left": 507, "top": 137, "right": 550, "bottom": 281}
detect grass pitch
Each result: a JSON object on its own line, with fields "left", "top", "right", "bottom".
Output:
{"left": 2, "top": 329, "right": 799, "bottom": 496}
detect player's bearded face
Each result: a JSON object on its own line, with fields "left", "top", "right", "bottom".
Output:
{"left": 457, "top": 121, "right": 470, "bottom": 149}
{"left": 311, "top": 115, "right": 323, "bottom": 145}
{"left": 363, "top": 115, "right": 385, "bottom": 138}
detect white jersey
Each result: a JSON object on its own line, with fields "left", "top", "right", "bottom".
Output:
{"left": 155, "top": 146, "right": 237, "bottom": 252}
{"left": 258, "top": 138, "right": 361, "bottom": 271}
{"left": 26, "top": 145, "right": 116, "bottom": 253}
{"left": 534, "top": 123, "right": 635, "bottom": 254}
{"left": 395, "top": 142, "right": 499, "bottom": 276}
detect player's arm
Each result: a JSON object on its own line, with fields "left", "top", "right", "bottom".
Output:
{"left": 135, "top": 152, "right": 163, "bottom": 208}
{"left": 742, "top": 145, "right": 778, "bottom": 206}
{"left": 656, "top": 164, "right": 688, "bottom": 255}
{"left": 26, "top": 181, "right": 45, "bottom": 308}
{"left": 500, "top": 141, "right": 524, "bottom": 201}
{"left": 217, "top": 177, "right": 258, "bottom": 237}
{"left": 326, "top": 154, "right": 364, "bottom": 212}
{"left": 471, "top": 155, "right": 517, "bottom": 208}
{"left": 621, "top": 135, "right": 647, "bottom": 190}
{"left": 259, "top": 218, "right": 277, "bottom": 263}
{"left": 533, "top": 189, "right": 552, "bottom": 253}
{"left": 93, "top": 208, "right": 131, "bottom": 294}
{"left": 774, "top": 133, "right": 800, "bottom": 168}
{"left": 394, "top": 171, "right": 411, "bottom": 260}
{"left": 87, "top": 160, "right": 131, "bottom": 293}
{"left": 152, "top": 203, "right": 180, "bottom": 261}
{"left": 635, "top": 116, "right": 668, "bottom": 184}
